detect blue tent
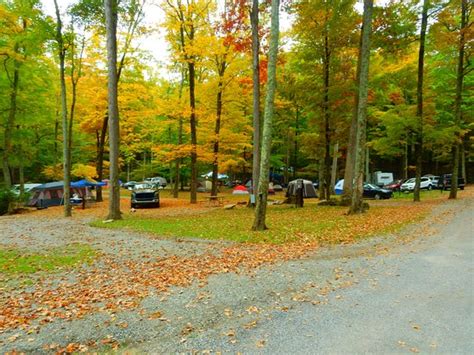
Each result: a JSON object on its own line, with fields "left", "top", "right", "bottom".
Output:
{"left": 71, "top": 179, "right": 106, "bottom": 188}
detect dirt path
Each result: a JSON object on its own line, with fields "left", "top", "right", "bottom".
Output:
{"left": 0, "top": 195, "right": 472, "bottom": 353}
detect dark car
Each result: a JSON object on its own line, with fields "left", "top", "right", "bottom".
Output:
{"left": 437, "top": 174, "right": 465, "bottom": 191}
{"left": 383, "top": 179, "right": 405, "bottom": 192}
{"left": 363, "top": 183, "right": 393, "bottom": 200}
{"left": 131, "top": 183, "right": 160, "bottom": 208}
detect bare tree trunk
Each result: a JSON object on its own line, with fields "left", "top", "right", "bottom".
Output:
{"left": 105, "top": 0, "right": 122, "bottom": 220}
{"left": 365, "top": 146, "right": 370, "bottom": 182}
{"left": 96, "top": 115, "right": 108, "bottom": 202}
{"left": 2, "top": 61, "right": 18, "bottom": 189}
{"left": 348, "top": 0, "right": 373, "bottom": 215}
{"left": 403, "top": 141, "right": 408, "bottom": 179}
{"left": 414, "top": 0, "right": 429, "bottom": 202}
{"left": 461, "top": 141, "right": 466, "bottom": 183}
{"left": 449, "top": 0, "right": 467, "bottom": 199}
{"left": 173, "top": 69, "right": 185, "bottom": 198}
{"left": 54, "top": 0, "right": 72, "bottom": 217}
{"left": 189, "top": 60, "right": 198, "bottom": 204}
{"left": 251, "top": 0, "right": 261, "bottom": 202}
{"left": 252, "top": 0, "right": 280, "bottom": 231}
{"left": 211, "top": 65, "right": 225, "bottom": 197}
{"left": 342, "top": 24, "right": 363, "bottom": 206}
{"left": 322, "top": 22, "right": 331, "bottom": 201}
{"left": 330, "top": 142, "right": 339, "bottom": 195}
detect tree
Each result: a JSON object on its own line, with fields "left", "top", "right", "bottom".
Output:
{"left": 104, "top": 0, "right": 121, "bottom": 220}
{"left": 449, "top": 0, "right": 469, "bottom": 199}
{"left": 53, "top": 0, "right": 72, "bottom": 217}
{"left": 413, "top": 0, "right": 429, "bottom": 202}
{"left": 252, "top": 0, "right": 280, "bottom": 231}
{"left": 348, "top": 0, "right": 373, "bottom": 215}
{"left": 250, "top": 0, "right": 260, "bottom": 203}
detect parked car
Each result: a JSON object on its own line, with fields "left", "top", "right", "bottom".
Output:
{"left": 437, "top": 174, "right": 465, "bottom": 191}
{"left": 383, "top": 179, "right": 406, "bottom": 192}
{"left": 145, "top": 177, "right": 167, "bottom": 188}
{"left": 131, "top": 183, "right": 160, "bottom": 208}
{"left": 12, "top": 183, "right": 42, "bottom": 196}
{"left": 423, "top": 175, "right": 440, "bottom": 189}
{"left": 363, "top": 183, "right": 393, "bottom": 199}
{"left": 122, "top": 181, "right": 138, "bottom": 190}
{"left": 400, "top": 177, "right": 433, "bottom": 192}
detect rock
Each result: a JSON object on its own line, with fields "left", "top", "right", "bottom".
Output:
{"left": 224, "top": 204, "right": 236, "bottom": 210}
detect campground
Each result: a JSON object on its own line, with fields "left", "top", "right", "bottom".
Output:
{"left": 0, "top": 187, "right": 472, "bottom": 352}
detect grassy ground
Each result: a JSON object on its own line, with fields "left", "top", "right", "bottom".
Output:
{"left": 92, "top": 199, "right": 435, "bottom": 245}
{"left": 0, "top": 244, "right": 97, "bottom": 287}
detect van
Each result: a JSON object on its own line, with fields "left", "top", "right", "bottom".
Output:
{"left": 145, "top": 177, "right": 167, "bottom": 188}
{"left": 437, "top": 174, "right": 465, "bottom": 190}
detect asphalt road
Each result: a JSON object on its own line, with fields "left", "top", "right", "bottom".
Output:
{"left": 173, "top": 197, "right": 474, "bottom": 354}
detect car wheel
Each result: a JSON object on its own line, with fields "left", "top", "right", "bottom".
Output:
{"left": 374, "top": 193, "right": 381, "bottom": 200}
{"left": 428, "top": 185, "right": 432, "bottom": 190}
{"left": 460, "top": 186, "right": 464, "bottom": 190}
{"left": 131, "top": 203, "right": 136, "bottom": 209}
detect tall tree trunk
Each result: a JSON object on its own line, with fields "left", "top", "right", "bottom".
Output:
{"left": 96, "top": 115, "right": 108, "bottom": 202}
{"left": 342, "top": 23, "right": 363, "bottom": 206}
{"left": 330, "top": 142, "right": 339, "bottom": 195}
{"left": 403, "top": 140, "right": 408, "bottom": 179}
{"left": 173, "top": 69, "right": 185, "bottom": 198}
{"left": 461, "top": 141, "right": 466, "bottom": 183}
{"left": 414, "top": 0, "right": 429, "bottom": 202}
{"left": 211, "top": 65, "right": 225, "bottom": 197}
{"left": 348, "top": 0, "right": 373, "bottom": 215}
{"left": 365, "top": 146, "right": 370, "bottom": 182}
{"left": 54, "top": 0, "right": 72, "bottom": 217}
{"left": 322, "top": 21, "right": 331, "bottom": 201}
{"left": 252, "top": 0, "right": 280, "bottom": 231}
{"left": 251, "top": 0, "right": 261, "bottom": 201}
{"left": 105, "top": 0, "right": 122, "bottom": 220}
{"left": 449, "top": 0, "right": 467, "bottom": 199}
{"left": 2, "top": 61, "right": 18, "bottom": 188}
{"left": 189, "top": 60, "right": 198, "bottom": 203}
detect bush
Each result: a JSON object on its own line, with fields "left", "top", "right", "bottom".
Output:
{"left": 0, "top": 187, "right": 17, "bottom": 215}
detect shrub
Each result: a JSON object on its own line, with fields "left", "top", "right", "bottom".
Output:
{"left": 0, "top": 187, "right": 17, "bottom": 216}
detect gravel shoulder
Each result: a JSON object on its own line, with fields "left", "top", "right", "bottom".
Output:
{"left": 0, "top": 195, "right": 472, "bottom": 353}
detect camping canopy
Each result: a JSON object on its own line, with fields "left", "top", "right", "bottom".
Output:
{"left": 232, "top": 185, "right": 249, "bottom": 195}
{"left": 71, "top": 179, "right": 106, "bottom": 188}
{"left": 286, "top": 179, "right": 317, "bottom": 198}
{"left": 200, "top": 172, "right": 229, "bottom": 179}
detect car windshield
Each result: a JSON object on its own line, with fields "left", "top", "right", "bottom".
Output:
{"left": 134, "top": 183, "right": 154, "bottom": 190}
{"left": 405, "top": 178, "right": 415, "bottom": 183}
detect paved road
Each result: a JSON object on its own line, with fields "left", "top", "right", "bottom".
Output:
{"left": 172, "top": 197, "right": 474, "bottom": 354}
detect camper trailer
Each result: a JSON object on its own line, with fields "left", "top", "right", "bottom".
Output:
{"left": 372, "top": 171, "right": 394, "bottom": 187}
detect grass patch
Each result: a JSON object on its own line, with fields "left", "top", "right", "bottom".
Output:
{"left": 92, "top": 200, "right": 434, "bottom": 245}
{"left": 0, "top": 244, "right": 97, "bottom": 275}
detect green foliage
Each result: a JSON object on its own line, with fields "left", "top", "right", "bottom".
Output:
{"left": 0, "top": 186, "right": 16, "bottom": 215}
{"left": 0, "top": 244, "right": 96, "bottom": 274}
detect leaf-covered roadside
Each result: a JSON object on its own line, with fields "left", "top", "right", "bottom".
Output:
{"left": 0, "top": 194, "right": 456, "bottom": 336}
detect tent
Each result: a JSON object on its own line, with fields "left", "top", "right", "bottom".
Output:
{"left": 71, "top": 179, "right": 106, "bottom": 188}
{"left": 27, "top": 181, "right": 83, "bottom": 208}
{"left": 334, "top": 179, "right": 344, "bottom": 195}
{"left": 232, "top": 185, "right": 249, "bottom": 195}
{"left": 286, "top": 179, "right": 317, "bottom": 198}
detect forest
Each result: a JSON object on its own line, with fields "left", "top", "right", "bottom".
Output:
{"left": 0, "top": 0, "right": 472, "bottom": 220}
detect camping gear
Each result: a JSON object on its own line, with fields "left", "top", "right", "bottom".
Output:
{"left": 286, "top": 179, "right": 317, "bottom": 198}
{"left": 335, "top": 179, "right": 344, "bottom": 195}
{"left": 232, "top": 185, "right": 249, "bottom": 195}
{"left": 27, "top": 181, "right": 83, "bottom": 208}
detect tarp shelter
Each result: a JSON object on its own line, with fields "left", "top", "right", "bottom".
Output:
{"left": 335, "top": 179, "right": 344, "bottom": 195}
{"left": 232, "top": 185, "right": 249, "bottom": 195}
{"left": 71, "top": 179, "right": 106, "bottom": 188}
{"left": 286, "top": 179, "right": 317, "bottom": 198}
{"left": 27, "top": 181, "right": 83, "bottom": 208}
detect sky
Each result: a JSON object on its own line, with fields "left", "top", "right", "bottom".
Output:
{"left": 41, "top": 0, "right": 389, "bottom": 77}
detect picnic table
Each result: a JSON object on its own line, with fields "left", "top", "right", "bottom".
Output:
{"left": 205, "top": 195, "right": 224, "bottom": 207}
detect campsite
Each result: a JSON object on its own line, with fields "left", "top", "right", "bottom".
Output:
{"left": 1, "top": 0, "right": 472, "bottom": 353}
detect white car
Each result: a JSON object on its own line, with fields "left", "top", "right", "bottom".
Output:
{"left": 400, "top": 177, "right": 433, "bottom": 192}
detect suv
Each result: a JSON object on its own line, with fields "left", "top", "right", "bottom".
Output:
{"left": 437, "top": 174, "right": 465, "bottom": 191}
{"left": 400, "top": 177, "right": 433, "bottom": 192}
{"left": 145, "top": 177, "right": 167, "bottom": 188}
{"left": 131, "top": 183, "right": 160, "bottom": 208}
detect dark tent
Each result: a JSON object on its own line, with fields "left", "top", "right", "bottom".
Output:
{"left": 28, "top": 181, "right": 84, "bottom": 208}
{"left": 286, "top": 179, "right": 318, "bottom": 198}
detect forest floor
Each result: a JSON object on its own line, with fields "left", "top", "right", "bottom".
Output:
{"left": 0, "top": 187, "right": 472, "bottom": 353}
